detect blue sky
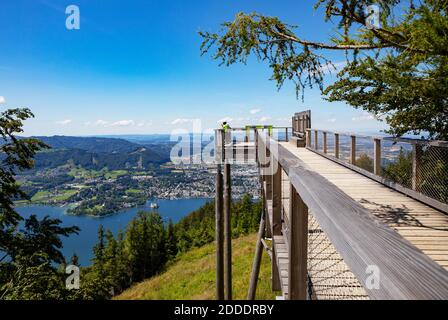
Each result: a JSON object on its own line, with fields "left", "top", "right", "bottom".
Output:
{"left": 0, "top": 0, "right": 387, "bottom": 136}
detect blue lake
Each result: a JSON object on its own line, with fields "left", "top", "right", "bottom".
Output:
{"left": 16, "top": 198, "right": 210, "bottom": 266}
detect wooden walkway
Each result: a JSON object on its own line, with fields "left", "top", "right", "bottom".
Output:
{"left": 272, "top": 142, "right": 448, "bottom": 299}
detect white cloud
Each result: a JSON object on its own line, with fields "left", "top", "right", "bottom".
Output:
{"left": 259, "top": 116, "right": 272, "bottom": 123}
{"left": 217, "top": 117, "right": 233, "bottom": 124}
{"left": 55, "top": 119, "right": 72, "bottom": 125}
{"left": 250, "top": 108, "right": 261, "bottom": 115}
{"left": 110, "top": 120, "right": 135, "bottom": 127}
{"left": 352, "top": 112, "right": 375, "bottom": 122}
{"left": 86, "top": 119, "right": 151, "bottom": 128}
{"left": 171, "top": 118, "right": 196, "bottom": 125}
{"left": 0, "top": 96, "right": 5, "bottom": 105}
{"left": 95, "top": 119, "right": 109, "bottom": 126}
{"left": 326, "top": 118, "right": 337, "bottom": 123}
{"left": 94, "top": 119, "right": 109, "bottom": 127}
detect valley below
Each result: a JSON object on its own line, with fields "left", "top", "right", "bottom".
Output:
{"left": 14, "top": 135, "right": 259, "bottom": 216}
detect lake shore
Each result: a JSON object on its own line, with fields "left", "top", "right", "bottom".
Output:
{"left": 16, "top": 198, "right": 210, "bottom": 266}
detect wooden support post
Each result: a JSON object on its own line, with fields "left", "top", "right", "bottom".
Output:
{"left": 285, "top": 127, "right": 289, "bottom": 142}
{"left": 247, "top": 213, "right": 266, "bottom": 300}
{"left": 306, "top": 130, "right": 311, "bottom": 147}
{"left": 223, "top": 163, "right": 232, "bottom": 300}
{"left": 265, "top": 143, "right": 273, "bottom": 201}
{"left": 255, "top": 129, "right": 259, "bottom": 164}
{"left": 334, "top": 133, "right": 339, "bottom": 158}
{"left": 288, "top": 184, "right": 308, "bottom": 300}
{"left": 215, "top": 165, "right": 224, "bottom": 300}
{"left": 231, "top": 137, "right": 237, "bottom": 163}
{"left": 350, "top": 135, "right": 356, "bottom": 164}
{"left": 314, "top": 130, "right": 318, "bottom": 150}
{"left": 412, "top": 144, "right": 423, "bottom": 191}
{"left": 374, "top": 138, "right": 382, "bottom": 176}
{"left": 323, "top": 132, "right": 328, "bottom": 154}
{"left": 271, "top": 160, "right": 282, "bottom": 291}
{"left": 220, "top": 129, "right": 225, "bottom": 165}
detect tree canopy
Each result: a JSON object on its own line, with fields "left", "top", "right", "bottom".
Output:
{"left": 0, "top": 108, "right": 79, "bottom": 300}
{"left": 200, "top": 0, "right": 448, "bottom": 139}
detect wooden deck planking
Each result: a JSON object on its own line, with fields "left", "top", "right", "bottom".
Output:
{"left": 278, "top": 166, "right": 369, "bottom": 300}
{"left": 232, "top": 140, "right": 447, "bottom": 299}
{"left": 280, "top": 142, "right": 448, "bottom": 274}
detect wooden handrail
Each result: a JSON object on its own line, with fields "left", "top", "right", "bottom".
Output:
{"left": 257, "top": 131, "right": 448, "bottom": 300}
{"left": 305, "top": 128, "right": 448, "bottom": 213}
{"left": 307, "top": 128, "right": 448, "bottom": 148}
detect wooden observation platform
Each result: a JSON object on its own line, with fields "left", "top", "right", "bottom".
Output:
{"left": 214, "top": 111, "right": 448, "bottom": 300}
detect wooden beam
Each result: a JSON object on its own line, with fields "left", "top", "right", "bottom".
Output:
{"left": 223, "top": 163, "right": 232, "bottom": 300}
{"left": 247, "top": 213, "right": 266, "bottom": 300}
{"left": 334, "top": 133, "right": 340, "bottom": 159}
{"left": 412, "top": 144, "right": 422, "bottom": 191}
{"left": 307, "top": 146, "right": 448, "bottom": 214}
{"left": 374, "top": 138, "right": 381, "bottom": 176}
{"left": 272, "top": 164, "right": 282, "bottom": 235}
{"left": 323, "top": 132, "right": 328, "bottom": 154}
{"left": 288, "top": 183, "right": 308, "bottom": 300}
{"left": 271, "top": 159, "right": 282, "bottom": 292}
{"left": 258, "top": 132, "right": 448, "bottom": 300}
{"left": 314, "top": 130, "right": 318, "bottom": 150}
{"left": 265, "top": 144, "right": 273, "bottom": 201}
{"left": 306, "top": 130, "right": 311, "bottom": 148}
{"left": 215, "top": 165, "right": 224, "bottom": 300}
{"left": 350, "top": 135, "right": 356, "bottom": 164}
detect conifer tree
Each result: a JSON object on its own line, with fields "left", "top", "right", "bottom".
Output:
{"left": 200, "top": 1, "right": 448, "bottom": 139}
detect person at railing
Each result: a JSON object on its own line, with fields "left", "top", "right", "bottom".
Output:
{"left": 221, "top": 121, "right": 231, "bottom": 145}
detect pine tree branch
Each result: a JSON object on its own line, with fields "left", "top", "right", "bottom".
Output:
{"left": 270, "top": 29, "right": 394, "bottom": 50}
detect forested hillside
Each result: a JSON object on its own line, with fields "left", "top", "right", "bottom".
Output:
{"left": 32, "top": 136, "right": 140, "bottom": 153}
{"left": 115, "top": 233, "right": 275, "bottom": 300}
{"left": 52, "top": 195, "right": 261, "bottom": 300}
{"left": 32, "top": 147, "right": 168, "bottom": 170}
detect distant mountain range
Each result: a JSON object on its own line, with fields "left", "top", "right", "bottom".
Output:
{"left": 17, "top": 136, "right": 172, "bottom": 170}
{"left": 33, "top": 135, "right": 141, "bottom": 153}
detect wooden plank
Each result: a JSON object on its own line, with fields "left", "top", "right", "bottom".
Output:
{"left": 350, "top": 135, "right": 356, "bottom": 164}
{"left": 223, "top": 163, "right": 232, "bottom": 300}
{"left": 288, "top": 184, "right": 308, "bottom": 300}
{"left": 334, "top": 133, "right": 340, "bottom": 158}
{"left": 274, "top": 235, "right": 290, "bottom": 298}
{"left": 374, "top": 138, "right": 381, "bottom": 176}
{"left": 303, "top": 145, "right": 448, "bottom": 213}
{"left": 215, "top": 165, "right": 224, "bottom": 300}
{"left": 272, "top": 160, "right": 282, "bottom": 292}
{"left": 247, "top": 213, "right": 266, "bottom": 300}
{"left": 259, "top": 133, "right": 448, "bottom": 300}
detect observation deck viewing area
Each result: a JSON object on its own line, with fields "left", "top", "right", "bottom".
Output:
{"left": 214, "top": 110, "right": 448, "bottom": 300}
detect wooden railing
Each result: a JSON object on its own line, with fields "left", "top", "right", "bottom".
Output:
{"left": 306, "top": 129, "right": 448, "bottom": 213}
{"left": 257, "top": 131, "right": 448, "bottom": 300}
{"left": 214, "top": 126, "right": 290, "bottom": 300}
{"left": 292, "top": 110, "right": 311, "bottom": 138}
{"left": 214, "top": 127, "right": 291, "bottom": 165}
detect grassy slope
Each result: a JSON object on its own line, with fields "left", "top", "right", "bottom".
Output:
{"left": 115, "top": 233, "right": 277, "bottom": 300}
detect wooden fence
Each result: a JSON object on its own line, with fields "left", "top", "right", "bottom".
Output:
{"left": 306, "top": 129, "right": 448, "bottom": 213}
{"left": 215, "top": 126, "right": 448, "bottom": 300}
{"left": 257, "top": 131, "right": 448, "bottom": 299}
